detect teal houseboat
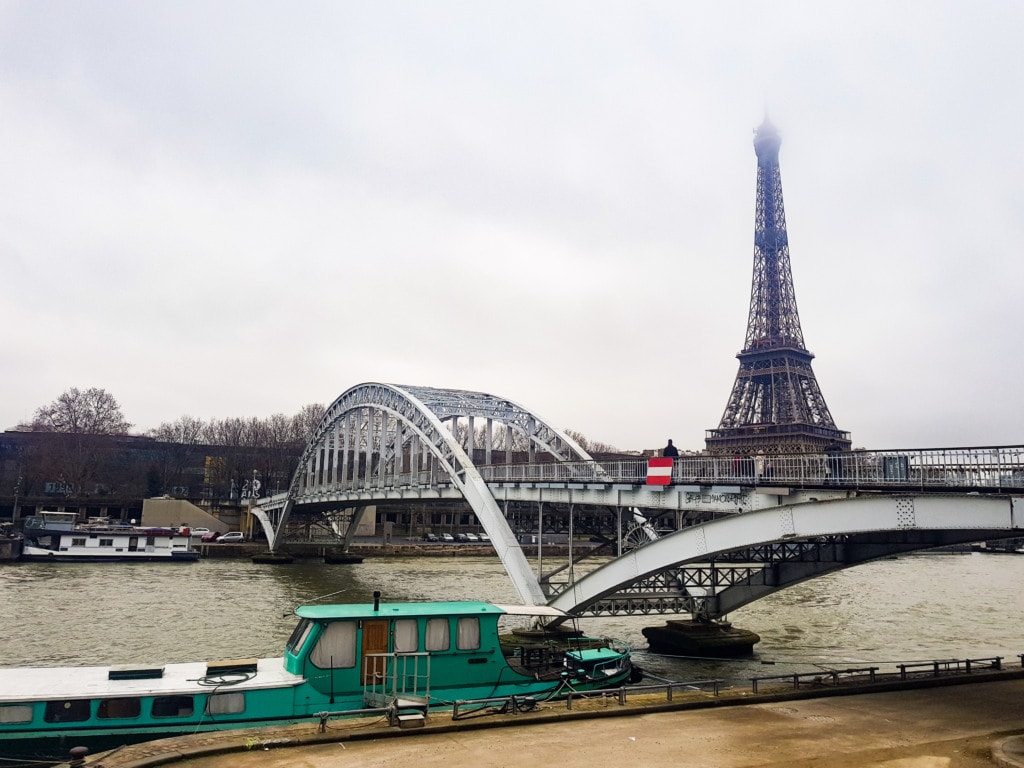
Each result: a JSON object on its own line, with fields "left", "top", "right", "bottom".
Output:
{"left": 0, "top": 595, "right": 636, "bottom": 761}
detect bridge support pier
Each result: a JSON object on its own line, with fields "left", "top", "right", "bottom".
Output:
{"left": 642, "top": 619, "right": 761, "bottom": 657}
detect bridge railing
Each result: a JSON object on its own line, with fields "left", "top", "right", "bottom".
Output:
{"left": 476, "top": 446, "right": 1024, "bottom": 491}
{"left": 284, "top": 446, "right": 1024, "bottom": 498}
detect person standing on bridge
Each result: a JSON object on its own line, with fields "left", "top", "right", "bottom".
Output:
{"left": 662, "top": 440, "right": 679, "bottom": 459}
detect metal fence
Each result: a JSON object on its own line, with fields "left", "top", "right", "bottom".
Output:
{"left": 475, "top": 446, "right": 1024, "bottom": 491}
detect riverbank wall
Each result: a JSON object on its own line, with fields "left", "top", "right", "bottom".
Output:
{"left": 198, "top": 541, "right": 572, "bottom": 558}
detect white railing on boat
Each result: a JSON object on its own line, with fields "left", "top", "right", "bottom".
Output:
{"left": 362, "top": 652, "right": 431, "bottom": 711}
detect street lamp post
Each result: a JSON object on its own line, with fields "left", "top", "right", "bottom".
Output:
{"left": 12, "top": 476, "right": 22, "bottom": 523}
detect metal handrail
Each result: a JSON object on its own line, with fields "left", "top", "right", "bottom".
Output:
{"left": 474, "top": 446, "right": 1024, "bottom": 492}
{"left": 261, "top": 445, "right": 1024, "bottom": 511}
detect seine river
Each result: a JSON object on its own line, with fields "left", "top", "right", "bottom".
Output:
{"left": 2, "top": 552, "right": 1022, "bottom": 686}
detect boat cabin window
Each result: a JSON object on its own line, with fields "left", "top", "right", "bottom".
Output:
{"left": 456, "top": 617, "right": 481, "bottom": 650}
{"left": 99, "top": 538, "right": 114, "bottom": 547}
{"left": 286, "top": 618, "right": 314, "bottom": 654}
{"left": 206, "top": 692, "right": 245, "bottom": 715}
{"left": 0, "top": 705, "right": 32, "bottom": 724}
{"left": 98, "top": 697, "right": 141, "bottom": 719}
{"left": 425, "top": 618, "right": 450, "bottom": 651}
{"left": 44, "top": 699, "right": 91, "bottom": 723}
{"left": 310, "top": 621, "right": 357, "bottom": 668}
{"left": 152, "top": 695, "right": 194, "bottom": 718}
{"left": 71, "top": 537, "right": 86, "bottom": 547}
{"left": 394, "top": 619, "right": 418, "bottom": 652}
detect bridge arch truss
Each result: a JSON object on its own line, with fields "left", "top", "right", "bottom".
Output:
{"left": 265, "top": 382, "right": 595, "bottom": 605}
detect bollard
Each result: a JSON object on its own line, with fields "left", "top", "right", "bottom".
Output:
{"left": 68, "top": 746, "right": 89, "bottom": 767}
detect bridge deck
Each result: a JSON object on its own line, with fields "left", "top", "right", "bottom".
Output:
{"left": 253, "top": 443, "right": 1024, "bottom": 618}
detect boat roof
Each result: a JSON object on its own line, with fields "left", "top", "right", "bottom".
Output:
{"left": 295, "top": 600, "right": 570, "bottom": 620}
{"left": 0, "top": 658, "right": 301, "bottom": 702}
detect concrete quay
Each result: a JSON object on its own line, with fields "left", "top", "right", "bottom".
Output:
{"left": 195, "top": 540, "right": 573, "bottom": 559}
{"left": 72, "top": 672, "right": 1024, "bottom": 768}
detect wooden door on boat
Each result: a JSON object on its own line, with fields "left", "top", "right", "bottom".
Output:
{"left": 361, "top": 620, "right": 389, "bottom": 685}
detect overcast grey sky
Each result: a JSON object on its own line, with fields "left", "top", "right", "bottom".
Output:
{"left": 1, "top": 2, "right": 1022, "bottom": 452}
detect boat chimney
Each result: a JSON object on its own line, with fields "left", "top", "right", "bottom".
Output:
{"left": 373, "top": 591, "right": 381, "bottom": 612}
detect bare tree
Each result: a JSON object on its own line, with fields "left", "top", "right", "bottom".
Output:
{"left": 290, "top": 403, "right": 326, "bottom": 442}
{"left": 147, "top": 416, "right": 207, "bottom": 496}
{"left": 264, "top": 413, "right": 293, "bottom": 446}
{"left": 149, "top": 416, "right": 206, "bottom": 444}
{"left": 31, "top": 387, "right": 132, "bottom": 435}
{"left": 26, "top": 388, "right": 133, "bottom": 499}
{"left": 563, "top": 429, "right": 619, "bottom": 455}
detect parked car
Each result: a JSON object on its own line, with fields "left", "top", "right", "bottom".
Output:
{"left": 217, "top": 531, "right": 246, "bottom": 544}
{"left": 440, "top": 533, "right": 455, "bottom": 543}
{"left": 200, "top": 531, "right": 222, "bottom": 543}
{"left": 454, "top": 533, "right": 469, "bottom": 542}
{"left": 464, "top": 532, "right": 479, "bottom": 542}
{"left": 188, "top": 527, "right": 211, "bottom": 539}
{"left": 478, "top": 533, "right": 491, "bottom": 543}
{"left": 422, "top": 532, "right": 439, "bottom": 542}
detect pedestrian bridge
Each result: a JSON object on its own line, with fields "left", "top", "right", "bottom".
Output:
{"left": 251, "top": 382, "right": 1024, "bottom": 617}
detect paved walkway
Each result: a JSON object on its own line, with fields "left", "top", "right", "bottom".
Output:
{"left": 77, "top": 676, "right": 1024, "bottom": 768}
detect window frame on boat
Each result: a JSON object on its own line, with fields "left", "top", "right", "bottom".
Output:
{"left": 44, "top": 699, "right": 91, "bottom": 723}
{"left": 286, "top": 618, "right": 315, "bottom": 654}
{"left": 0, "top": 704, "right": 33, "bottom": 724}
{"left": 97, "top": 697, "right": 142, "bottom": 719}
{"left": 206, "top": 692, "right": 245, "bottom": 715}
{"left": 151, "top": 695, "right": 194, "bottom": 718}
{"left": 394, "top": 618, "right": 418, "bottom": 652}
{"left": 425, "top": 618, "right": 450, "bottom": 651}
{"left": 456, "top": 617, "right": 481, "bottom": 650}
{"left": 309, "top": 621, "right": 357, "bottom": 669}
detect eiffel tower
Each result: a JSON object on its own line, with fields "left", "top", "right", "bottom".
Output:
{"left": 706, "top": 118, "right": 851, "bottom": 455}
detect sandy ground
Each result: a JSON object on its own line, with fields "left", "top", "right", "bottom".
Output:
{"left": 158, "top": 679, "right": 1024, "bottom": 768}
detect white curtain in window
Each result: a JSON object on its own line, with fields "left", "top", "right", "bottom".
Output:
{"left": 207, "top": 692, "right": 245, "bottom": 714}
{"left": 0, "top": 705, "right": 32, "bottom": 723}
{"left": 456, "top": 617, "right": 480, "bottom": 650}
{"left": 310, "top": 621, "right": 357, "bottom": 668}
{"left": 425, "top": 618, "right": 450, "bottom": 651}
{"left": 394, "top": 619, "right": 418, "bottom": 652}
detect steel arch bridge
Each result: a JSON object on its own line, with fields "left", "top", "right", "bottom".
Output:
{"left": 255, "top": 382, "right": 595, "bottom": 605}
{"left": 251, "top": 382, "right": 1024, "bottom": 618}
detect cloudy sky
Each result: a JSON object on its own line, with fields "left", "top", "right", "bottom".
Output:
{"left": 1, "top": 2, "right": 1022, "bottom": 452}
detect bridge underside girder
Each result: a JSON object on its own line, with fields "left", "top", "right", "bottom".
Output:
{"left": 581, "top": 528, "right": 999, "bottom": 619}
{"left": 549, "top": 494, "right": 1023, "bottom": 620}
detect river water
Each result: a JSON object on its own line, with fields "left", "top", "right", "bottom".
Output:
{"left": 2, "top": 552, "right": 1022, "bottom": 687}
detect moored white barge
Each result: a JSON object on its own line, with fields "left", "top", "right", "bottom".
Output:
{"left": 20, "top": 511, "right": 200, "bottom": 562}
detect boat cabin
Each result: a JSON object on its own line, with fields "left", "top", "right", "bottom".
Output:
{"left": 283, "top": 600, "right": 516, "bottom": 706}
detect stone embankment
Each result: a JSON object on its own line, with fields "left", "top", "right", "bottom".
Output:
{"left": 198, "top": 542, "right": 572, "bottom": 558}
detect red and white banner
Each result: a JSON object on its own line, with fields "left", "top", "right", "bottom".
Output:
{"left": 646, "top": 457, "right": 673, "bottom": 486}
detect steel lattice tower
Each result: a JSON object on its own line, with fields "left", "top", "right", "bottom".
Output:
{"left": 706, "top": 118, "right": 851, "bottom": 455}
